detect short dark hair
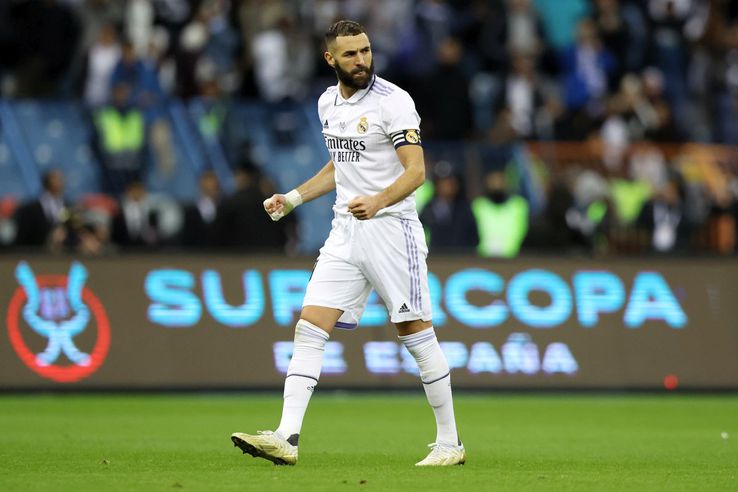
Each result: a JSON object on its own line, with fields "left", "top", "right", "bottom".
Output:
{"left": 325, "top": 20, "right": 366, "bottom": 46}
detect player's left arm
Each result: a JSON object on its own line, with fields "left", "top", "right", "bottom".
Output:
{"left": 347, "top": 143, "right": 424, "bottom": 220}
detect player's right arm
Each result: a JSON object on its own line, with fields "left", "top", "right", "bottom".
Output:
{"left": 263, "top": 160, "right": 336, "bottom": 221}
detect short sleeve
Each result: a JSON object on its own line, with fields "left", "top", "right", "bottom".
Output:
{"left": 382, "top": 90, "right": 422, "bottom": 149}
{"left": 317, "top": 87, "right": 338, "bottom": 126}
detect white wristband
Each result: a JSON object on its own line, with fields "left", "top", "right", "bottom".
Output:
{"left": 285, "top": 189, "right": 303, "bottom": 208}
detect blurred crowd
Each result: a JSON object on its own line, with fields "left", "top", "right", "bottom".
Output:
{"left": 1, "top": 0, "right": 738, "bottom": 257}
{"left": 419, "top": 141, "right": 738, "bottom": 257}
{"left": 5, "top": 165, "right": 298, "bottom": 255}
{"left": 4, "top": 0, "right": 738, "bottom": 142}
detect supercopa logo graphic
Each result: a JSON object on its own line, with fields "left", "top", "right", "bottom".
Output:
{"left": 6, "top": 261, "right": 110, "bottom": 383}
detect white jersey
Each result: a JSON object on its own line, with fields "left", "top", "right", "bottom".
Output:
{"left": 318, "top": 75, "right": 422, "bottom": 218}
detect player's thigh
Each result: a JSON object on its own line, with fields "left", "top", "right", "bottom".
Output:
{"left": 359, "top": 216, "right": 432, "bottom": 324}
{"left": 299, "top": 305, "right": 343, "bottom": 335}
{"left": 395, "top": 318, "right": 433, "bottom": 336}
{"left": 302, "top": 252, "right": 372, "bottom": 330}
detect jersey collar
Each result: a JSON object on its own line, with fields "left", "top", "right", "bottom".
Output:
{"left": 334, "top": 75, "right": 377, "bottom": 106}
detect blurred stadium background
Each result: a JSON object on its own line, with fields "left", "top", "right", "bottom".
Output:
{"left": 1, "top": 0, "right": 737, "bottom": 490}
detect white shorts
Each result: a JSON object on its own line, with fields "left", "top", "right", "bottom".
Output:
{"left": 303, "top": 213, "right": 432, "bottom": 327}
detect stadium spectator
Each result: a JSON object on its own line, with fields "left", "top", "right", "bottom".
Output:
{"left": 83, "top": 22, "right": 121, "bottom": 107}
{"left": 504, "top": 0, "right": 547, "bottom": 59}
{"left": 533, "top": 0, "right": 590, "bottom": 51}
{"left": 215, "top": 163, "right": 295, "bottom": 252}
{"left": 93, "top": 82, "right": 145, "bottom": 196}
{"left": 199, "top": 0, "right": 242, "bottom": 95}
{"left": 416, "top": 37, "right": 473, "bottom": 140}
{"left": 111, "top": 180, "right": 159, "bottom": 248}
{"left": 175, "top": 18, "right": 209, "bottom": 98}
{"left": 566, "top": 169, "right": 615, "bottom": 253}
{"left": 592, "top": 0, "right": 648, "bottom": 79}
{"left": 561, "top": 18, "right": 616, "bottom": 117}
{"left": 250, "top": 16, "right": 313, "bottom": 102}
{"left": 111, "top": 41, "right": 145, "bottom": 96}
{"left": 637, "top": 172, "right": 691, "bottom": 253}
{"left": 646, "top": 0, "right": 709, "bottom": 138}
{"left": 472, "top": 169, "right": 529, "bottom": 258}
{"left": 420, "top": 162, "right": 478, "bottom": 253}
{"left": 72, "top": 212, "right": 114, "bottom": 256}
{"left": 74, "top": 193, "right": 119, "bottom": 256}
{"left": 525, "top": 172, "right": 580, "bottom": 251}
{"left": 471, "top": 0, "right": 513, "bottom": 73}
{"left": 151, "top": 0, "right": 193, "bottom": 47}
{"left": 490, "top": 53, "right": 551, "bottom": 142}
{"left": 706, "top": 194, "right": 737, "bottom": 256}
{"left": 180, "top": 170, "right": 221, "bottom": 248}
{"left": 699, "top": 160, "right": 738, "bottom": 255}
{"left": 13, "top": 169, "right": 68, "bottom": 249}
{"left": 701, "top": 0, "right": 738, "bottom": 144}
{"left": 413, "top": 0, "right": 455, "bottom": 75}
{"left": 126, "top": 0, "right": 155, "bottom": 58}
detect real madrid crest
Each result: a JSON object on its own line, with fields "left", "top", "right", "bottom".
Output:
{"left": 357, "top": 116, "right": 369, "bottom": 134}
{"left": 406, "top": 129, "right": 419, "bottom": 144}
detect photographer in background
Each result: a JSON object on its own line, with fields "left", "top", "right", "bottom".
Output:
{"left": 13, "top": 169, "right": 114, "bottom": 255}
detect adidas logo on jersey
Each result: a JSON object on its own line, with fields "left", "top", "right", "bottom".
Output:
{"left": 398, "top": 303, "right": 410, "bottom": 314}
{"left": 323, "top": 120, "right": 329, "bottom": 129}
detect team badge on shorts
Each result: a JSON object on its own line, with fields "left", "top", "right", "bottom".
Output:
{"left": 357, "top": 116, "right": 369, "bottom": 134}
{"left": 405, "top": 129, "right": 419, "bottom": 144}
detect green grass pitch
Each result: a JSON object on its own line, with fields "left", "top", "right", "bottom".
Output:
{"left": 1, "top": 393, "right": 736, "bottom": 491}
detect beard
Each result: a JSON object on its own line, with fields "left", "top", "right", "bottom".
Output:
{"left": 334, "top": 60, "right": 374, "bottom": 90}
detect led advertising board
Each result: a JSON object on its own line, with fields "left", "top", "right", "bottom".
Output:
{"left": 2, "top": 255, "right": 737, "bottom": 389}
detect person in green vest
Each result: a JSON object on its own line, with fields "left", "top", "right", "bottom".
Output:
{"left": 472, "top": 169, "right": 529, "bottom": 258}
{"left": 94, "top": 82, "right": 145, "bottom": 196}
{"left": 567, "top": 169, "right": 613, "bottom": 254}
{"left": 415, "top": 178, "right": 435, "bottom": 214}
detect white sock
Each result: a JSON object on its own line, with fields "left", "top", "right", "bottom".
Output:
{"left": 399, "top": 327, "right": 459, "bottom": 446}
{"left": 275, "top": 319, "right": 329, "bottom": 443}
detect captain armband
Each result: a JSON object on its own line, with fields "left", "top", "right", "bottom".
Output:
{"left": 390, "top": 129, "right": 422, "bottom": 149}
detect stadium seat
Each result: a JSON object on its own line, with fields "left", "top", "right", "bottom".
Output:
{"left": 0, "top": 137, "right": 32, "bottom": 201}
{"left": 11, "top": 101, "right": 103, "bottom": 201}
{"left": 187, "top": 98, "right": 236, "bottom": 195}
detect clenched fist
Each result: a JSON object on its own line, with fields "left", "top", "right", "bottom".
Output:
{"left": 264, "top": 190, "right": 303, "bottom": 221}
{"left": 348, "top": 195, "right": 383, "bottom": 220}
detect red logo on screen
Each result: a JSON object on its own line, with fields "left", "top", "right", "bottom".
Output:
{"left": 6, "top": 261, "right": 110, "bottom": 383}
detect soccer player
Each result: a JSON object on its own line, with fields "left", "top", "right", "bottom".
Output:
{"left": 231, "top": 20, "right": 464, "bottom": 467}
